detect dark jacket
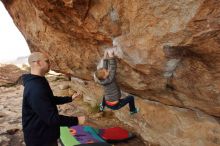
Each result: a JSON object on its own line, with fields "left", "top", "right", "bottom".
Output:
{"left": 22, "top": 74, "right": 78, "bottom": 145}
{"left": 96, "top": 58, "right": 121, "bottom": 101}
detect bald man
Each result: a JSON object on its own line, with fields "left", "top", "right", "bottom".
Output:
{"left": 22, "top": 52, "right": 85, "bottom": 146}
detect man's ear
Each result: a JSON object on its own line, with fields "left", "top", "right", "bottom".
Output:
{"left": 36, "top": 60, "right": 41, "bottom": 66}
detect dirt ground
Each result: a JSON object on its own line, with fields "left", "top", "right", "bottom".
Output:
{"left": 0, "top": 74, "right": 156, "bottom": 146}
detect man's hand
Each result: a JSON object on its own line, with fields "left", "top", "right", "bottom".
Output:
{"left": 104, "top": 49, "right": 109, "bottom": 59}
{"left": 78, "top": 116, "right": 86, "bottom": 125}
{"left": 108, "top": 49, "right": 115, "bottom": 58}
{"left": 71, "top": 92, "right": 81, "bottom": 100}
{"left": 104, "top": 48, "right": 115, "bottom": 59}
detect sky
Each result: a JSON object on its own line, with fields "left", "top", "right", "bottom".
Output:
{"left": 0, "top": 2, "right": 30, "bottom": 62}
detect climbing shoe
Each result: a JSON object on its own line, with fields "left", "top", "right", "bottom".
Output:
{"left": 130, "top": 107, "right": 139, "bottom": 115}
{"left": 99, "top": 103, "right": 105, "bottom": 112}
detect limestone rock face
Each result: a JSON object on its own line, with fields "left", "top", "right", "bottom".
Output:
{"left": 2, "top": 0, "right": 220, "bottom": 145}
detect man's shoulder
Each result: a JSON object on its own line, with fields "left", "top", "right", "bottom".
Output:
{"left": 25, "top": 79, "right": 47, "bottom": 90}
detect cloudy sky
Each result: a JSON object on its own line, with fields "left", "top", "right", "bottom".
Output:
{"left": 0, "top": 2, "right": 30, "bottom": 62}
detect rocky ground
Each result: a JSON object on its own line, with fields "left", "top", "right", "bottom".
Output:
{"left": 0, "top": 73, "right": 156, "bottom": 146}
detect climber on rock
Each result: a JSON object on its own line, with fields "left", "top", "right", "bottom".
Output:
{"left": 94, "top": 48, "right": 139, "bottom": 115}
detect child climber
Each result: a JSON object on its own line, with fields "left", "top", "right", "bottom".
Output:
{"left": 94, "top": 48, "right": 139, "bottom": 115}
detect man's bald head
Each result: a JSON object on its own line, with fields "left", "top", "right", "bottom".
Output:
{"left": 28, "top": 52, "right": 47, "bottom": 66}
